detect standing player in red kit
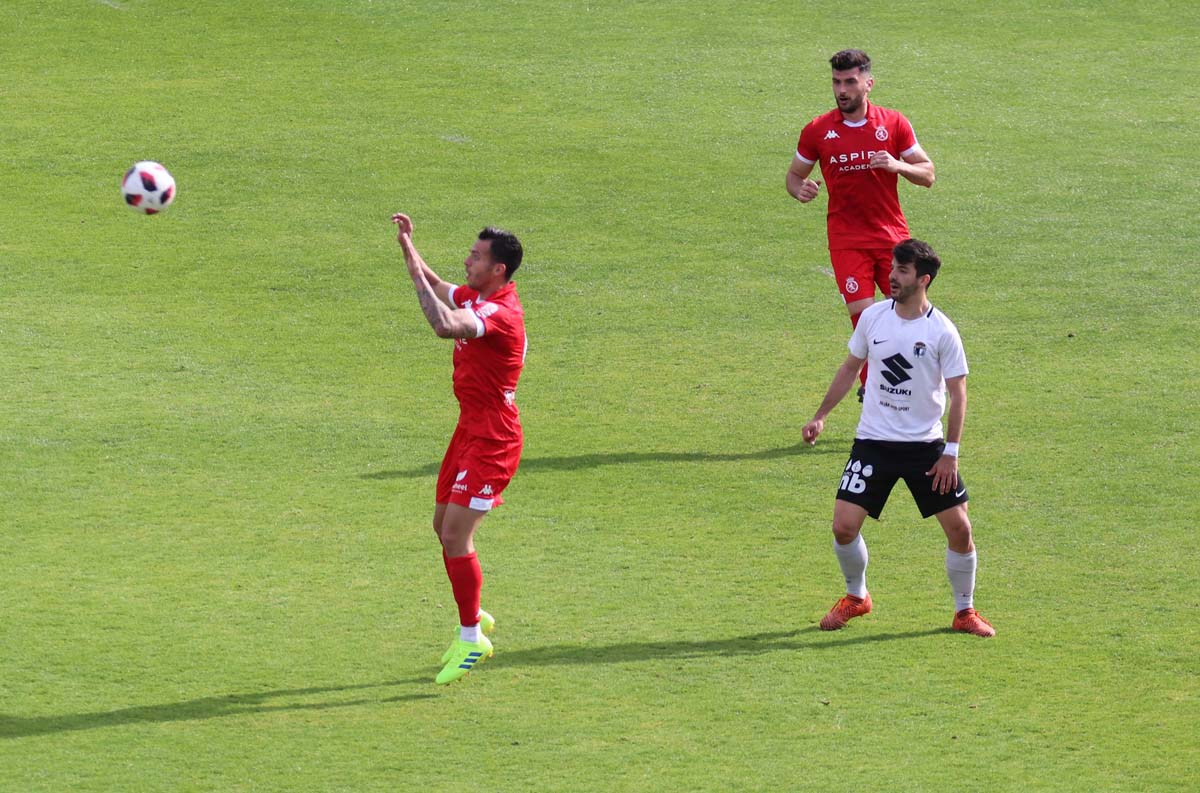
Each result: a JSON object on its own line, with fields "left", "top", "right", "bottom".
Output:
{"left": 787, "top": 49, "right": 936, "bottom": 399}
{"left": 392, "top": 213, "right": 527, "bottom": 685}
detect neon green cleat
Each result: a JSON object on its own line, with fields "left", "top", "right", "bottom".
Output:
{"left": 441, "top": 610, "right": 495, "bottom": 664}
{"left": 435, "top": 635, "right": 493, "bottom": 685}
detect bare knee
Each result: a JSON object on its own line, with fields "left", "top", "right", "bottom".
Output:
{"left": 831, "top": 501, "right": 868, "bottom": 545}
{"left": 432, "top": 505, "right": 448, "bottom": 545}
{"left": 939, "top": 510, "right": 974, "bottom": 553}
{"left": 831, "top": 520, "right": 861, "bottom": 546}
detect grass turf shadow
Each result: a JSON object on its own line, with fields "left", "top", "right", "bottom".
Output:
{"left": 0, "top": 680, "right": 436, "bottom": 740}
{"left": 361, "top": 441, "right": 842, "bottom": 480}
{"left": 2, "top": 629, "right": 956, "bottom": 738}
{"left": 495, "top": 625, "right": 953, "bottom": 669}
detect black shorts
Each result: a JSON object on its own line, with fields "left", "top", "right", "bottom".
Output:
{"left": 836, "top": 439, "right": 968, "bottom": 520}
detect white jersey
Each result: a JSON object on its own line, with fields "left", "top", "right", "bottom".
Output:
{"left": 849, "top": 299, "right": 968, "bottom": 442}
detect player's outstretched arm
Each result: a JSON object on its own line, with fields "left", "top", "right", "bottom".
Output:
{"left": 392, "top": 214, "right": 482, "bottom": 339}
{"left": 406, "top": 265, "right": 483, "bottom": 340}
{"left": 802, "top": 354, "right": 865, "bottom": 444}
{"left": 392, "top": 213, "right": 456, "bottom": 307}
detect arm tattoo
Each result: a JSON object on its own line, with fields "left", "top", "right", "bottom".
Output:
{"left": 415, "top": 282, "right": 448, "bottom": 331}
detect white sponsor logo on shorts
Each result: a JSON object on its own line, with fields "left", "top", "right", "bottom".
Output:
{"left": 845, "top": 277, "right": 860, "bottom": 295}
{"left": 840, "top": 459, "right": 872, "bottom": 494}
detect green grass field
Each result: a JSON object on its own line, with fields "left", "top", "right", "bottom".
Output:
{"left": 2, "top": 1, "right": 1197, "bottom": 790}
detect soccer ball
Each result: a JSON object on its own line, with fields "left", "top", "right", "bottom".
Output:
{"left": 121, "top": 161, "right": 176, "bottom": 214}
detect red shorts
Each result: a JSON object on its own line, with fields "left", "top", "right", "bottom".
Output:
{"left": 830, "top": 248, "right": 893, "bottom": 304}
{"left": 436, "top": 425, "right": 523, "bottom": 511}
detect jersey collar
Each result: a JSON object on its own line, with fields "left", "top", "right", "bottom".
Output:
{"left": 841, "top": 100, "right": 873, "bottom": 128}
{"left": 479, "top": 280, "right": 516, "bottom": 302}
{"left": 890, "top": 299, "right": 935, "bottom": 319}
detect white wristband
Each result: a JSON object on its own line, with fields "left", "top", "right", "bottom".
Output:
{"left": 943, "top": 442, "right": 960, "bottom": 458}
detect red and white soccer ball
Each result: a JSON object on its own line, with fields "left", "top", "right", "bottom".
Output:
{"left": 121, "top": 161, "right": 176, "bottom": 214}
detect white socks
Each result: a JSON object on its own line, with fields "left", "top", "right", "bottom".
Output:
{"left": 834, "top": 537, "right": 977, "bottom": 610}
{"left": 833, "top": 534, "right": 869, "bottom": 598}
{"left": 460, "top": 624, "right": 481, "bottom": 643}
{"left": 945, "top": 549, "right": 977, "bottom": 611}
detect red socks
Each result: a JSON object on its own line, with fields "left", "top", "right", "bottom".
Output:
{"left": 443, "top": 551, "right": 482, "bottom": 628}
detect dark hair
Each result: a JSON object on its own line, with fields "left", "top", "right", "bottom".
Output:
{"left": 830, "top": 49, "right": 871, "bottom": 73}
{"left": 479, "top": 227, "right": 523, "bottom": 279}
{"left": 893, "top": 238, "right": 941, "bottom": 286}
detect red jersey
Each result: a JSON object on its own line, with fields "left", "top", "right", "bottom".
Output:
{"left": 796, "top": 102, "right": 919, "bottom": 250}
{"left": 449, "top": 281, "right": 526, "bottom": 441}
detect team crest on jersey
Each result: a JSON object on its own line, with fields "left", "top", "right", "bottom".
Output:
{"left": 845, "top": 277, "right": 860, "bottom": 295}
{"left": 875, "top": 127, "right": 889, "bottom": 141}
{"left": 476, "top": 302, "right": 500, "bottom": 319}
{"left": 913, "top": 341, "right": 928, "bottom": 358}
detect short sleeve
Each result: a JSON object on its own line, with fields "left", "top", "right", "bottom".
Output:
{"left": 796, "top": 120, "right": 820, "bottom": 164}
{"left": 476, "top": 302, "right": 513, "bottom": 340}
{"left": 895, "top": 114, "right": 918, "bottom": 157}
{"left": 848, "top": 315, "right": 870, "bottom": 359}
{"left": 938, "top": 324, "right": 969, "bottom": 380}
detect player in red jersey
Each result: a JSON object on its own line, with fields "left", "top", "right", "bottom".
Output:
{"left": 392, "top": 213, "right": 527, "bottom": 684}
{"left": 787, "top": 49, "right": 936, "bottom": 399}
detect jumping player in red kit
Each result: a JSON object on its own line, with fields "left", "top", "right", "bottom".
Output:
{"left": 787, "top": 49, "right": 936, "bottom": 399}
{"left": 392, "top": 213, "right": 527, "bottom": 685}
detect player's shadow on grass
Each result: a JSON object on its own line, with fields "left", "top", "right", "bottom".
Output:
{"left": 0, "top": 680, "right": 436, "bottom": 740}
{"left": 501, "top": 626, "right": 951, "bottom": 669}
{"left": 361, "top": 441, "right": 841, "bottom": 480}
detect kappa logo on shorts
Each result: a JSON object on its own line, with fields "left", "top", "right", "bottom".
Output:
{"left": 480, "top": 484, "right": 493, "bottom": 496}
{"left": 840, "top": 459, "right": 874, "bottom": 495}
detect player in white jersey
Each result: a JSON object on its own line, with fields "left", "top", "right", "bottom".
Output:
{"left": 801, "top": 239, "right": 995, "bottom": 637}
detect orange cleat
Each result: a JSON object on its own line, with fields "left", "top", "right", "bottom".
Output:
{"left": 952, "top": 608, "right": 996, "bottom": 637}
{"left": 819, "top": 593, "right": 872, "bottom": 630}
